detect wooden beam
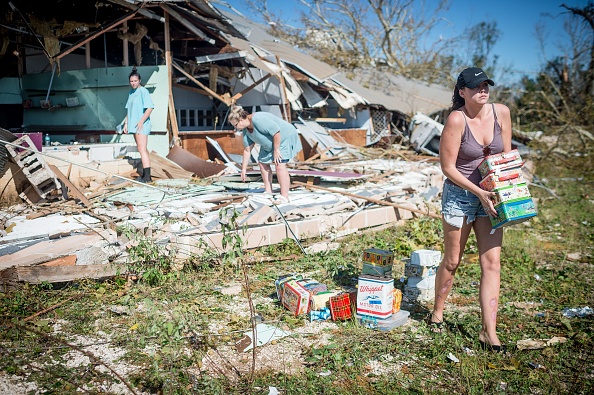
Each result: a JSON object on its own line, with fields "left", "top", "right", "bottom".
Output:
{"left": 172, "top": 61, "right": 231, "bottom": 105}
{"left": 276, "top": 56, "right": 291, "bottom": 122}
{"left": 159, "top": 4, "right": 215, "bottom": 45}
{"left": 53, "top": 10, "right": 138, "bottom": 61}
{"left": 313, "top": 118, "right": 346, "bottom": 123}
{"left": 164, "top": 12, "right": 180, "bottom": 146}
{"left": 47, "top": 164, "right": 91, "bottom": 207}
{"left": 173, "top": 82, "right": 209, "bottom": 96}
{"left": 231, "top": 73, "right": 273, "bottom": 101}
{"left": 2, "top": 264, "right": 120, "bottom": 285}
{"left": 292, "top": 181, "right": 441, "bottom": 219}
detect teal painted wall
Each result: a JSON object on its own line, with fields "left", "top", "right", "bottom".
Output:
{"left": 21, "top": 65, "right": 170, "bottom": 156}
{"left": 0, "top": 78, "right": 22, "bottom": 104}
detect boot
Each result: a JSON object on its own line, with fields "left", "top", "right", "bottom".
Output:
{"left": 135, "top": 167, "right": 152, "bottom": 183}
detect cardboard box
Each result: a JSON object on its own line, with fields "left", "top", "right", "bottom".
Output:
{"left": 491, "top": 183, "right": 532, "bottom": 206}
{"left": 478, "top": 149, "right": 523, "bottom": 178}
{"left": 479, "top": 167, "right": 525, "bottom": 191}
{"left": 275, "top": 273, "right": 303, "bottom": 302}
{"left": 282, "top": 280, "right": 311, "bottom": 316}
{"left": 491, "top": 197, "right": 537, "bottom": 229}
{"left": 310, "top": 291, "right": 340, "bottom": 310}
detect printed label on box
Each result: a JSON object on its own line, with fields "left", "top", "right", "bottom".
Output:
{"left": 480, "top": 167, "right": 525, "bottom": 191}
{"left": 491, "top": 183, "right": 532, "bottom": 206}
{"left": 490, "top": 197, "right": 537, "bottom": 229}
{"left": 478, "top": 149, "right": 523, "bottom": 177}
{"left": 356, "top": 275, "right": 394, "bottom": 318}
{"left": 282, "top": 280, "right": 311, "bottom": 316}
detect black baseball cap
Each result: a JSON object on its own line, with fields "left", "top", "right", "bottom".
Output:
{"left": 457, "top": 67, "right": 495, "bottom": 89}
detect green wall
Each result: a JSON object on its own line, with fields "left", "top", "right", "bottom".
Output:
{"left": 21, "top": 65, "right": 170, "bottom": 156}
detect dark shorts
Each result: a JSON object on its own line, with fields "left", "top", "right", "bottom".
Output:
{"left": 441, "top": 181, "right": 488, "bottom": 228}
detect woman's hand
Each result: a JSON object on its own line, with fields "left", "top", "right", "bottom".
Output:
{"left": 479, "top": 190, "right": 497, "bottom": 217}
{"left": 273, "top": 148, "right": 282, "bottom": 164}
{"left": 136, "top": 122, "right": 143, "bottom": 134}
{"left": 241, "top": 169, "right": 247, "bottom": 182}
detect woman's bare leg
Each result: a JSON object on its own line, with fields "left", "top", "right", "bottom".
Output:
{"left": 134, "top": 133, "right": 150, "bottom": 168}
{"left": 474, "top": 217, "right": 503, "bottom": 346}
{"left": 259, "top": 163, "right": 273, "bottom": 194}
{"left": 275, "top": 162, "right": 291, "bottom": 199}
{"left": 431, "top": 217, "right": 473, "bottom": 324}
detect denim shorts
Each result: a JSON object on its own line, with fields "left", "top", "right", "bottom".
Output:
{"left": 441, "top": 181, "right": 488, "bottom": 228}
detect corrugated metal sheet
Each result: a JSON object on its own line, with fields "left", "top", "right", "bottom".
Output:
{"left": 260, "top": 40, "right": 339, "bottom": 82}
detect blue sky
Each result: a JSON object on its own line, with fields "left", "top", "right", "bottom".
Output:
{"left": 216, "top": 0, "right": 588, "bottom": 84}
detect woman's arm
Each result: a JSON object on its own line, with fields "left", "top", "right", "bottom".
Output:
{"left": 241, "top": 143, "right": 254, "bottom": 182}
{"left": 496, "top": 103, "right": 513, "bottom": 152}
{"left": 272, "top": 131, "right": 282, "bottom": 164}
{"left": 136, "top": 108, "right": 153, "bottom": 133}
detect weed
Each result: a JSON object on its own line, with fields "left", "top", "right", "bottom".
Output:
{"left": 120, "top": 224, "right": 177, "bottom": 285}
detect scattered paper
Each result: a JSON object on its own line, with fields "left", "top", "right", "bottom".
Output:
{"left": 235, "top": 323, "right": 291, "bottom": 353}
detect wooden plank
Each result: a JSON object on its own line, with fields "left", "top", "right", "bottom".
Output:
{"left": 48, "top": 164, "right": 91, "bottom": 207}
{"left": 172, "top": 62, "right": 230, "bottom": 105}
{"left": 164, "top": 12, "right": 181, "bottom": 147}
{"left": 0, "top": 234, "right": 104, "bottom": 270}
{"left": 8, "top": 264, "right": 120, "bottom": 284}
{"left": 40, "top": 255, "right": 77, "bottom": 267}
{"left": 313, "top": 118, "right": 347, "bottom": 123}
{"left": 293, "top": 181, "right": 441, "bottom": 219}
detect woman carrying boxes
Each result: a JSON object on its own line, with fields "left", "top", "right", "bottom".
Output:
{"left": 429, "top": 67, "right": 512, "bottom": 353}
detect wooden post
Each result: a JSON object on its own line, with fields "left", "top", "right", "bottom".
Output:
{"left": 122, "top": 20, "right": 129, "bottom": 66}
{"left": 164, "top": 12, "right": 180, "bottom": 146}
{"left": 276, "top": 56, "right": 291, "bottom": 122}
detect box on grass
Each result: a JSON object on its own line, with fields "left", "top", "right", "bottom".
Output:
{"left": 281, "top": 280, "right": 311, "bottom": 316}
{"left": 356, "top": 310, "right": 410, "bottom": 331}
{"left": 363, "top": 248, "right": 394, "bottom": 266}
{"left": 362, "top": 262, "right": 393, "bottom": 277}
{"left": 275, "top": 273, "right": 303, "bottom": 302}
{"left": 404, "top": 263, "right": 436, "bottom": 278}
{"left": 356, "top": 274, "right": 394, "bottom": 319}
{"left": 410, "top": 249, "right": 441, "bottom": 266}
{"left": 329, "top": 293, "right": 353, "bottom": 321}
{"left": 404, "top": 285, "right": 434, "bottom": 302}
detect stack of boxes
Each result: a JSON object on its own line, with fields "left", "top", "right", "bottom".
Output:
{"left": 478, "top": 149, "right": 537, "bottom": 229}
{"left": 356, "top": 248, "right": 409, "bottom": 331}
{"left": 404, "top": 249, "right": 441, "bottom": 302}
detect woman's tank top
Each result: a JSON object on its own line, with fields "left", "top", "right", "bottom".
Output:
{"left": 451, "top": 103, "right": 504, "bottom": 185}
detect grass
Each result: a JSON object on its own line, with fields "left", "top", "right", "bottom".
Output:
{"left": 0, "top": 155, "right": 593, "bottom": 395}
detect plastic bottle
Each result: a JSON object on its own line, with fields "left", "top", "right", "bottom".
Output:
{"left": 44, "top": 133, "right": 51, "bottom": 146}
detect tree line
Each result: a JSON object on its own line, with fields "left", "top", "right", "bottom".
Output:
{"left": 243, "top": 0, "right": 593, "bottom": 165}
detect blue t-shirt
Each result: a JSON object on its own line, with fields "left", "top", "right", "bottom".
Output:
{"left": 125, "top": 86, "right": 154, "bottom": 134}
{"left": 242, "top": 112, "right": 302, "bottom": 163}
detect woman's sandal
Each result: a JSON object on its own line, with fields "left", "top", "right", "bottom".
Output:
{"left": 425, "top": 313, "right": 445, "bottom": 334}
{"left": 479, "top": 340, "right": 508, "bottom": 353}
